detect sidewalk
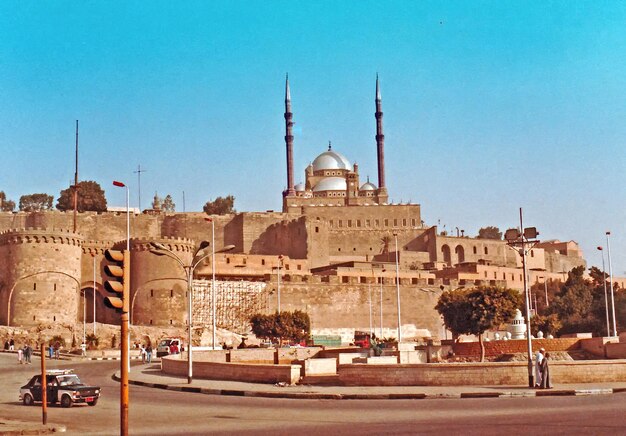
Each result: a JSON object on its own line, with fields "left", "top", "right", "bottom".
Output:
{"left": 119, "top": 363, "right": 626, "bottom": 400}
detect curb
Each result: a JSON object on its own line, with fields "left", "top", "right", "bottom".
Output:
{"left": 112, "top": 374, "right": 625, "bottom": 400}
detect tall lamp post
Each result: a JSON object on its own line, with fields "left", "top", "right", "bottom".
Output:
{"left": 606, "top": 232, "right": 617, "bottom": 337}
{"left": 92, "top": 253, "right": 97, "bottom": 335}
{"left": 204, "top": 218, "right": 219, "bottom": 349}
{"left": 598, "top": 246, "right": 611, "bottom": 337}
{"left": 504, "top": 208, "right": 539, "bottom": 388}
{"left": 379, "top": 268, "right": 385, "bottom": 338}
{"left": 149, "top": 241, "right": 234, "bottom": 383}
{"left": 275, "top": 255, "right": 284, "bottom": 312}
{"left": 393, "top": 233, "right": 402, "bottom": 342}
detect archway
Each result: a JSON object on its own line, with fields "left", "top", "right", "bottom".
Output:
{"left": 455, "top": 245, "right": 465, "bottom": 264}
{"left": 441, "top": 245, "right": 451, "bottom": 266}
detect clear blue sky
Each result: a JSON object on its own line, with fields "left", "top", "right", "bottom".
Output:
{"left": 1, "top": 1, "right": 625, "bottom": 274}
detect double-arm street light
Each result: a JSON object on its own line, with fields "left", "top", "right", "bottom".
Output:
{"left": 606, "top": 231, "right": 617, "bottom": 337}
{"left": 393, "top": 233, "right": 402, "bottom": 343}
{"left": 149, "top": 241, "right": 234, "bottom": 383}
{"left": 597, "top": 246, "right": 611, "bottom": 337}
{"left": 504, "top": 208, "right": 539, "bottom": 388}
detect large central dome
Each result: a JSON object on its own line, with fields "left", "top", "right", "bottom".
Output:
{"left": 312, "top": 146, "right": 352, "bottom": 171}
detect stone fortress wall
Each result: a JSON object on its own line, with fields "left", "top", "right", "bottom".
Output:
{"left": 0, "top": 208, "right": 588, "bottom": 340}
{"left": 0, "top": 228, "right": 83, "bottom": 326}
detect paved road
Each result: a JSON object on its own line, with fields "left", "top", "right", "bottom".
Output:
{"left": 2, "top": 354, "right": 626, "bottom": 435}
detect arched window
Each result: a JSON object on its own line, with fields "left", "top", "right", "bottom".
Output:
{"left": 455, "top": 245, "right": 465, "bottom": 264}
{"left": 441, "top": 244, "right": 452, "bottom": 265}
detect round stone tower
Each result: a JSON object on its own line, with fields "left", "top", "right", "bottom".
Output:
{"left": 130, "top": 237, "right": 195, "bottom": 327}
{"left": 0, "top": 228, "right": 83, "bottom": 326}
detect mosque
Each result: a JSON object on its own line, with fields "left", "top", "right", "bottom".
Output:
{"left": 0, "top": 77, "right": 589, "bottom": 341}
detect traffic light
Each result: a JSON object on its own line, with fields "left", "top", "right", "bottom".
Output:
{"left": 103, "top": 249, "right": 129, "bottom": 313}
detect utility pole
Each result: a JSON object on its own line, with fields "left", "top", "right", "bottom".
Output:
{"left": 504, "top": 208, "right": 539, "bottom": 388}
{"left": 133, "top": 165, "right": 147, "bottom": 212}
{"left": 73, "top": 120, "right": 79, "bottom": 233}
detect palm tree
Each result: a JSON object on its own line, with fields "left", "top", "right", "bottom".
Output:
{"left": 380, "top": 235, "right": 392, "bottom": 261}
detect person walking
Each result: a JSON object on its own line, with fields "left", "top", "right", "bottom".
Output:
{"left": 540, "top": 352, "right": 552, "bottom": 389}
{"left": 140, "top": 344, "right": 146, "bottom": 364}
{"left": 53, "top": 341, "right": 60, "bottom": 359}
{"left": 24, "top": 344, "right": 32, "bottom": 364}
{"left": 17, "top": 346, "right": 23, "bottom": 364}
{"left": 48, "top": 344, "right": 54, "bottom": 359}
{"left": 534, "top": 348, "right": 544, "bottom": 388}
{"left": 146, "top": 344, "right": 152, "bottom": 363}
{"left": 9, "top": 338, "right": 15, "bottom": 351}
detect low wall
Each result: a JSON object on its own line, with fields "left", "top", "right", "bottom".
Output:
{"left": 452, "top": 338, "right": 581, "bottom": 357}
{"left": 337, "top": 360, "right": 626, "bottom": 386}
{"left": 229, "top": 349, "right": 275, "bottom": 364}
{"left": 277, "top": 347, "right": 322, "bottom": 364}
{"left": 305, "top": 358, "right": 337, "bottom": 375}
{"left": 607, "top": 343, "right": 626, "bottom": 359}
{"left": 161, "top": 355, "right": 301, "bottom": 385}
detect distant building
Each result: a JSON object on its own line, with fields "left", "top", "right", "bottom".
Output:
{"left": 0, "top": 77, "right": 592, "bottom": 340}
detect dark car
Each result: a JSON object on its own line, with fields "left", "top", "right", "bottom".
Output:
{"left": 19, "top": 369, "right": 101, "bottom": 408}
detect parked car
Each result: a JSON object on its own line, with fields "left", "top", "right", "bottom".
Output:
{"left": 156, "top": 337, "right": 182, "bottom": 357}
{"left": 19, "top": 369, "right": 100, "bottom": 408}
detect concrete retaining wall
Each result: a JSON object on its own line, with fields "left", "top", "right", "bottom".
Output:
{"left": 161, "top": 355, "right": 301, "bottom": 385}
{"left": 305, "top": 358, "right": 337, "bottom": 376}
{"left": 607, "top": 343, "right": 626, "bottom": 359}
{"left": 452, "top": 338, "right": 581, "bottom": 357}
{"left": 338, "top": 360, "right": 626, "bottom": 386}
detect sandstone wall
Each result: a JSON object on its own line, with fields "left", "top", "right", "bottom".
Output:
{"left": 130, "top": 237, "right": 195, "bottom": 327}
{"left": 0, "top": 228, "right": 83, "bottom": 326}
{"left": 337, "top": 360, "right": 626, "bottom": 386}
{"left": 452, "top": 338, "right": 581, "bottom": 357}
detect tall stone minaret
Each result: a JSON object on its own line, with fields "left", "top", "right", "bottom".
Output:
{"left": 375, "top": 75, "right": 388, "bottom": 202}
{"left": 284, "top": 74, "right": 296, "bottom": 198}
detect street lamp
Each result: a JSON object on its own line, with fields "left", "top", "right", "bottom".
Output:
{"left": 92, "top": 253, "right": 97, "bottom": 335}
{"left": 504, "top": 208, "right": 539, "bottom": 388}
{"left": 597, "top": 246, "right": 610, "bottom": 337}
{"left": 379, "top": 268, "right": 386, "bottom": 338}
{"left": 204, "top": 218, "right": 219, "bottom": 349}
{"left": 606, "top": 232, "right": 617, "bottom": 337}
{"left": 149, "top": 241, "right": 234, "bottom": 383}
{"left": 393, "top": 233, "right": 402, "bottom": 342}
{"left": 276, "top": 255, "right": 284, "bottom": 312}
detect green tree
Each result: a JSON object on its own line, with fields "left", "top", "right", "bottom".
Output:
{"left": 436, "top": 286, "right": 522, "bottom": 361}
{"left": 530, "top": 313, "right": 562, "bottom": 337}
{"left": 548, "top": 266, "right": 605, "bottom": 336}
{"left": 203, "top": 195, "right": 235, "bottom": 215}
{"left": 19, "top": 193, "right": 53, "bottom": 212}
{"left": 477, "top": 226, "right": 502, "bottom": 240}
{"left": 0, "top": 191, "right": 16, "bottom": 212}
{"left": 162, "top": 194, "right": 176, "bottom": 212}
{"left": 250, "top": 310, "right": 311, "bottom": 345}
{"left": 56, "top": 181, "right": 107, "bottom": 212}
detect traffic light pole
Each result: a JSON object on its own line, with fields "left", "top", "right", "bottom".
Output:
{"left": 121, "top": 311, "right": 129, "bottom": 436}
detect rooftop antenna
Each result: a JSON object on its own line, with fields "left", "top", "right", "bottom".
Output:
{"left": 73, "top": 120, "right": 79, "bottom": 233}
{"left": 133, "top": 164, "right": 147, "bottom": 211}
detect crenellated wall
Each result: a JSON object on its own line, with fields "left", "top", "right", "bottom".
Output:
{"left": 130, "top": 237, "right": 196, "bottom": 327}
{"left": 0, "top": 228, "right": 83, "bottom": 326}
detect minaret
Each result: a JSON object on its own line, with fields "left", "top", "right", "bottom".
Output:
{"left": 375, "top": 75, "right": 388, "bottom": 201}
{"left": 284, "top": 74, "right": 296, "bottom": 197}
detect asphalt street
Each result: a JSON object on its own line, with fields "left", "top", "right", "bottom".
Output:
{"left": 2, "top": 353, "right": 626, "bottom": 435}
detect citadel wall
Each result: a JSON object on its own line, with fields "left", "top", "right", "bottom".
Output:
{"left": 0, "top": 228, "right": 83, "bottom": 326}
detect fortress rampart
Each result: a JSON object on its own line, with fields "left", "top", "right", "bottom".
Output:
{"left": 0, "top": 228, "right": 83, "bottom": 326}
{"left": 0, "top": 209, "right": 588, "bottom": 339}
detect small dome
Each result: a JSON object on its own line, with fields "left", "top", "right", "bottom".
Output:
{"left": 294, "top": 183, "right": 305, "bottom": 192}
{"left": 360, "top": 181, "right": 377, "bottom": 191}
{"left": 312, "top": 177, "right": 347, "bottom": 192}
{"left": 312, "top": 146, "right": 352, "bottom": 172}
